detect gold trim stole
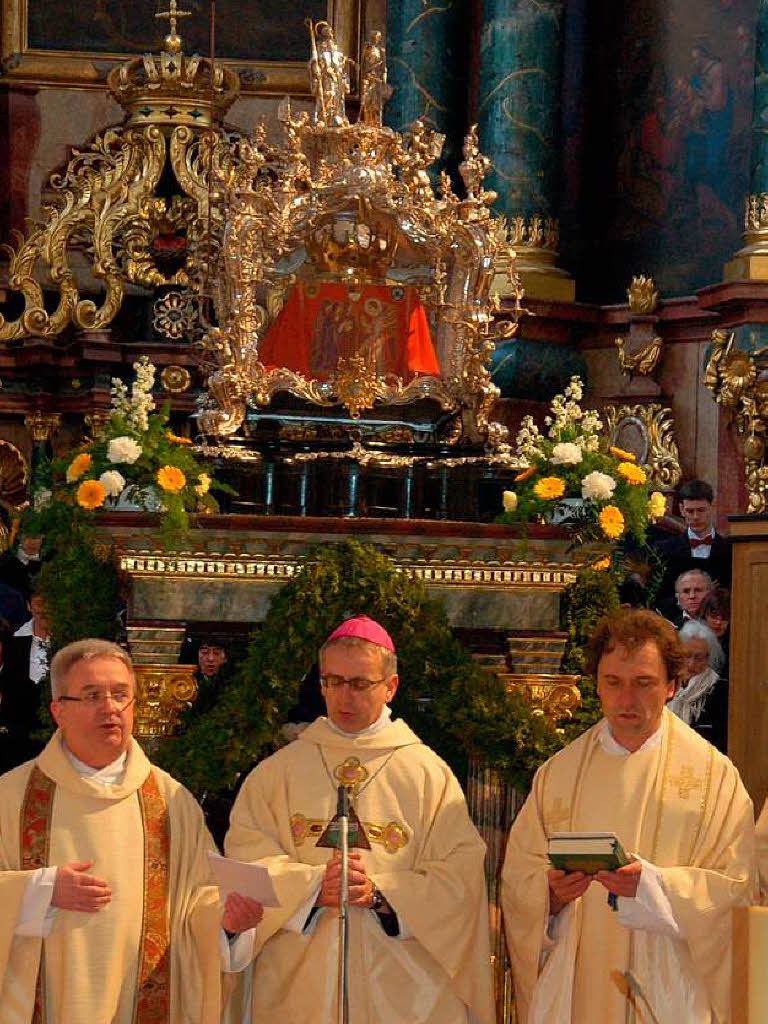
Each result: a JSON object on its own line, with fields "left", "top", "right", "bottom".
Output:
{"left": 20, "top": 765, "right": 172, "bottom": 1024}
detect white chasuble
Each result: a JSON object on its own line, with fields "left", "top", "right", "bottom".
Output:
{"left": 224, "top": 715, "right": 496, "bottom": 1023}
{"left": 502, "top": 709, "right": 754, "bottom": 1024}
{"left": 0, "top": 732, "right": 222, "bottom": 1024}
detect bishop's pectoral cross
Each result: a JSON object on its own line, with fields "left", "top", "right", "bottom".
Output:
{"left": 316, "top": 789, "right": 371, "bottom": 850}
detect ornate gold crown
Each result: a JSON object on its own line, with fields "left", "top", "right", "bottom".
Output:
{"left": 107, "top": 1, "right": 239, "bottom": 128}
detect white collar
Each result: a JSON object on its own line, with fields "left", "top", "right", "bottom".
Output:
{"left": 64, "top": 745, "right": 128, "bottom": 785}
{"left": 687, "top": 527, "right": 714, "bottom": 541}
{"left": 325, "top": 704, "right": 392, "bottom": 738}
{"left": 598, "top": 718, "right": 664, "bottom": 757}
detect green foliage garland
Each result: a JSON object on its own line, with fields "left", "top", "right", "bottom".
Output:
{"left": 158, "top": 540, "right": 565, "bottom": 797}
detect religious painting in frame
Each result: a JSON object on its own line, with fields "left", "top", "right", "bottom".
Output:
{"left": 0, "top": 0, "right": 364, "bottom": 96}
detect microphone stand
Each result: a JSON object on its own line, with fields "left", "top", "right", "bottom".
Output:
{"left": 337, "top": 785, "right": 350, "bottom": 1024}
{"left": 622, "top": 970, "right": 661, "bottom": 1024}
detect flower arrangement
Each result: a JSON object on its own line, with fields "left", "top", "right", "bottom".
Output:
{"left": 36, "top": 357, "right": 223, "bottom": 543}
{"left": 498, "top": 376, "right": 666, "bottom": 544}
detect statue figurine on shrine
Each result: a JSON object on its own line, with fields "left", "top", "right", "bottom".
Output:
{"left": 308, "top": 20, "right": 351, "bottom": 127}
{"left": 459, "top": 124, "right": 497, "bottom": 206}
{"left": 358, "top": 31, "right": 392, "bottom": 127}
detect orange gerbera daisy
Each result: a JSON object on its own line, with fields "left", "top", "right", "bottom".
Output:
{"left": 533, "top": 476, "right": 565, "bottom": 500}
{"left": 66, "top": 452, "right": 93, "bottom": 482}
{"left": 591, "top": 557, "right": 611, "bottom": 572}
{"left": 156, "top": 465, "right": 186, "bottom": 493}
{"left": 514, "top": 466, "right": 537, "bottom": 484}
{"left": 599, "top": 504, "right": 625, "bottom": 540}
{"left": 166, "top": 431, "right": 192, "bottom": 445}
{"left": 617, "top": 461, "right": 647, "bottom": 485}
{"left": 76, "top": 479, "right": 106, "bottom": 510}
{"left": 609, "top": 445, "right": 636, "bottom": 462}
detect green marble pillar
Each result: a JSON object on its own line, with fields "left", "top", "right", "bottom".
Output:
{"left": 385, "top": 1, "right": 467, "bottom": 173}
{"left": 725, "top": 0, "right": 768, "bottom": 280}
{"left": 478, "top": 0, "right": 574, "bottom": 300}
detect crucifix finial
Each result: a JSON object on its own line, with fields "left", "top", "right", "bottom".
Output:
{"left": 155, "top": 1, "right": 191, "bottom": 55}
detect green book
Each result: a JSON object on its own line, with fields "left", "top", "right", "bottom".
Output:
{"left": 548, "top": 831, "right": 630, "bottom": 875}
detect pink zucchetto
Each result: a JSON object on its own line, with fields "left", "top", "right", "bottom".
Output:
{"left": 326, "top": 615, "right": 395, "bottom": 653}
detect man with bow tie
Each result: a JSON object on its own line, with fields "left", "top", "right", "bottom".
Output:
{"left": 654, "top": 480, "right": 732, "bottom": 618}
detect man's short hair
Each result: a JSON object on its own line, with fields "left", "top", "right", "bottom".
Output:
{"left": 585, "top": 609, "right": 685, "bottom": 684}
{"left": 678, "top": 619, "right": 725, "bottom": 673}
{"left": 674, "top": 568, "right": 713, "bottom": 594}
{"left": 678, "top": 479, "right": 714, "bottom": 503}
{"left": 319, "top": 635, "right": 398, "bottom": 678}
{"left": 50, "top": 638, "right": 134, "bottom": 699}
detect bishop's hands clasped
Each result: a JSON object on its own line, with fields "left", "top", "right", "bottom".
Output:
{"left": 316, "top": 849, "right": 377, "bottom": 909}
{"left": 548, "top": 858, "right": 641, "bottom": 915}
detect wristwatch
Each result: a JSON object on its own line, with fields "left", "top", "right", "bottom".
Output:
{"left": 370, "top": 885, "right": 386, "bottom": 912}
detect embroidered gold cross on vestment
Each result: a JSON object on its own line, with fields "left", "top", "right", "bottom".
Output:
{"left": 668, "top": 764, "right": 703, "bottom": 799}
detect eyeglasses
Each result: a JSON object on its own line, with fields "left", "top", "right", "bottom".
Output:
{"left": 320, "top": 674, "right": 388, "bottom": 693}
{"left": 57, "top": 692, "right": 135, "bottom": 710}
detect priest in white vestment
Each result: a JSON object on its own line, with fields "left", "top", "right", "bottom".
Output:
{"left": 223, "top": 615, "right": 496, "bottom": 1023}
{"left": 502, "top": 609, "right": 753, "bottom": 1024}
{"left": 0, "top": 638, "right": 249, "bottom": 1024}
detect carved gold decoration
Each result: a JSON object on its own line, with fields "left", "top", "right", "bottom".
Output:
{"left": 153, "top": 291, "right": 195, "bottom": 340}
{"left": 84, "top": 410, "right": 111, "bottom": 438}
{"left": 0, "top": 17, "right": 241, "bottom": 341}
{"left": 615, "top": 334, "right": 663, "bottom": 379}
{"left": 160, "top": 365, "right": 192, "bottom": 393}
{"left": 132, "top": 664, "right": 198, "bottom": 737}
{"left": 504, "top": 674, "right": 582, "bottom": 722}
{"left": 0, "top": 439, "right": 29, "bottom": 509}
{"left": 627, "top": 274, "right": 659, "bottom": 314}
{"left": 503, "top": 214, "right": 559, "bottom": 252}
{"left": 603, "top": 403, "right": 681, "bottom": 488}
{"left": 197, "top": 47, "right": 525, "bottom": 449}
{"left": 704, "top": 329, "right": 768, "bottom": 513}
{"left": 24, "top": 412, "right": 61, "bottom": 443}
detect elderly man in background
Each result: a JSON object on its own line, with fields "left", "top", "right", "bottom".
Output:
{"left": 223, "top": 614, "right": 495, "bottom": 1023}
{"left": 663, "top": 567, "right": 713, "bottom": 629}
{"left": 0, "top": 638, "right": 252, "bottom": 1023}
{"left": 502, "top": 609, "right": 753, "bottom": 1024}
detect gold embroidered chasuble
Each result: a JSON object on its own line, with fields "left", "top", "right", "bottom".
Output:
{"left": 0, "top": 732, "right": 222, "bottom": 1024}
{"left": 224, "top": 715, "right": 496, "bottom": 1023}
{"left": 502, "top": 709, "right": 754, "bottom": 1024}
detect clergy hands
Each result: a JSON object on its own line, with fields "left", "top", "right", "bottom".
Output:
{"left": 51, "top": 861, "right": 111, "bottom": 913}
{"left": 595, "top": 858, "right": 641, "bottom": 899}
{"left": 547, "top": 869, "right": 591, "bottom": 916}
{"left": 221, "top": 892, "right": 264, "bottom": 933}
{"left": 316, "top": 850, "right": 375, "bottom": 909}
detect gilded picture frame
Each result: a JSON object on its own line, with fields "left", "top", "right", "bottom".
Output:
{"left": 0, "top": 0, "right": 363, "bottom": 97}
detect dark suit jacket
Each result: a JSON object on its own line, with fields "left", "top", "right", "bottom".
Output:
{"left": 0, "top": 635, "right": 46, "bottom": 770}
{"left": 654, "top": 531, "right": 732, "bottom": 607}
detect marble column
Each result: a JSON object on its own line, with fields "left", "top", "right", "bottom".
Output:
{"left": 385, "top": 0, "right": 467, "bottom": 174}
{"left": 478, "top": 0, "right": 574, "bottom": 300}
{"left": 725, "top": 0, "right": 768, "bottom": 280}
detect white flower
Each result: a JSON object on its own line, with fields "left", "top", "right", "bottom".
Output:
{"left": 107, "top": 436, "right": 142, "bottom": 464}
{"left": 502, "top": 490, "right": 518, "bottom": 512}
{"left": 99, "top": 470, "right": 126, "bottom": 497}
{"left": 195, "top": 473, "right": 211, "bottom": 497}
{"left": 581, "top": 471, "right": 617, "bottom": 501}
{"left": 551, "top": 442, "right": 582, "bottom": 466}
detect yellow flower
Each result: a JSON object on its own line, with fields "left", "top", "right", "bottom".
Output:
{"left": 76, "top": 479, "right": 106, "bottom": 510}
{"left": 592, "top": 557, "right": 611, "bottom": 572}
{"left": 167, "top": 431, "right": 192, "bottom": 445}
{"left": 195, "top": 473, "right": 211, "bottom": 497}
{"left": 617, "top": 461, "right": 647, "bottom": 485}
{"left": 599, "top": 504, "right": 625, "bottom": 540}
{"left": 609, "top": 445, "right": 636, "bottom": 462}
{"left": 648, "top": 490, "right": 666, "bottom": 520}
{"left": 66, "top": 452, "right": 92, "bottom": 482}
{"left": 533, "top": 476, "right": 565, "bottom": 500}
{"left": 514, "top": 466, "right": 537, "bottom": 484}
{"left": 156, "top": 465, "right": 186, "bottom": 493}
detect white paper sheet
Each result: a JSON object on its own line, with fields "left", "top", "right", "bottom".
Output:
{"left": 208, "top": 852, "right": 281, "bottom": 907}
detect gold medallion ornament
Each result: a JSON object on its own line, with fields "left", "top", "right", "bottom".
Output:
{"left": 160, "top": 365, "right": 192, "bottom": 393}
{"left": 333, "top": 756, "right": 370, "bottom": 792}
